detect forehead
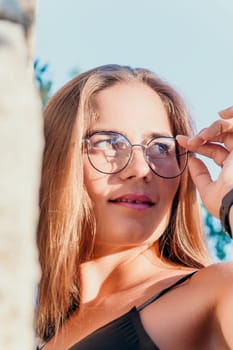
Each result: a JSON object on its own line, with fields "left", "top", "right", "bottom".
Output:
{"left": 90, "top": 82, "right": 173, "bottom": 138}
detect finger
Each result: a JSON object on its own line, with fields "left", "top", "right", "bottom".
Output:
{"left": 177, "top": 135, "right": 229, "bottom": 167}
{"left": 219, "top": 106, "right": 233, "bottom": 119}
{"left": 188, "top": 156, "right": 212, "bottom": 198}
{"left": 177, "top": 129, "right": 218, "bottom": 150}
{"left": 188, "top": 143, "right": 229, "bottom": 167}
{"left": 187, "top": 121, "right": 233, "bottom": 150}
{"left": 187, "top": 156, "right": 222, "bottom": 217}
{"left": 176, "top": 134, "right": 205, "bottom": 150}
{"left": 197, "top": 120, "right": 233, "bottom": 142}
{"left": 176, "top": 119, "right": 233, "bottom": 145}
{"left": 176, "top": 134, "right": 189, "bottom": 148}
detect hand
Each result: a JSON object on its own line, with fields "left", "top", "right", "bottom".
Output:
{"left": 176, "top": 106, "right": 233, "bottom": 218}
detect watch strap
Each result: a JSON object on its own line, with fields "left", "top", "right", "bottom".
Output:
{"left": 219, "top": 188, "right": 233, "bottom": 238}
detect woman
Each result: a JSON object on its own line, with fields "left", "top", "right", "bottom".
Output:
{"left": 36, "top": 65, "right": 233, "bottom": 349}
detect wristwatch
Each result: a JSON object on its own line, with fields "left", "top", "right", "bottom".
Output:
{"left": 219, "top": 188, "right": 233, "bottom": 238}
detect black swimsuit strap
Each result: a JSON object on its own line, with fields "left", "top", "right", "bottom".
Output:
{"left": 137, "top": 271, "right": 197, "bottom": 312}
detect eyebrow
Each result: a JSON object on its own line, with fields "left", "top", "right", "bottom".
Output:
{"left": 149, "top": 131, "right": 174, "bottom": 138}
{"left": 86, "top": 129, "right": 174, "bottom": 139}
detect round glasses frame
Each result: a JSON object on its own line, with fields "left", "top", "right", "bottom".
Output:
{"left": 83, "top": 131, "right": 189, "bottom": 179}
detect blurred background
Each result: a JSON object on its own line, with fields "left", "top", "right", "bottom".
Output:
{"left": 35, "top": 0, "right": 233, "bottom": 260}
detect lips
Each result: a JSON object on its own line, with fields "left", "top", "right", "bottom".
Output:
{"left": 109, "top": 193, "right": 154, "bottom": 210}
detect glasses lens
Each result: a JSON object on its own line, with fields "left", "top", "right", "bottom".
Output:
{"left": 146, "top": 137, "right": 188, "bottom": 178}
{"left": 87, "top": 132, "right": 131, "bottom": 174}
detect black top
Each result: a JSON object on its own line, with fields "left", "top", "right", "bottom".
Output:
{"left": 67, "top": 272, "right": 196, "bottom": 350}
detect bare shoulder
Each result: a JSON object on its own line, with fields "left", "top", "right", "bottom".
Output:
{"left": 194, "top": 261, "right": 233, "bottom": 289}
{"left": 141, "top": 263, "right": 233, "bottom": 349}
{"left": 196, "top": 261, "right": 233, "bottom": 348}
{"left": 190, "top": 261, "right": 233, "bottom": 314}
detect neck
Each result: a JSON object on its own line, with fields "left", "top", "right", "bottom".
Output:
{"left": 80, "top": 243, "right": 175, "bottom": 304}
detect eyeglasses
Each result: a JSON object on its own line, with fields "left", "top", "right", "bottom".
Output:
{"left": 83, "top": 131, "right": 188, "bottom": 179}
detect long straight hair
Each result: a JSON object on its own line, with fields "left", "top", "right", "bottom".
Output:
{"left": 36, "top": 64, "right": 210, "bottom": 341}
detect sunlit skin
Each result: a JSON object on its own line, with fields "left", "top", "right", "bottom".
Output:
{"left": 84, "top": 82, "right": 180, "bottom": 257}
{"left": 43, "top": 88, "right": 233, "bottom": 350}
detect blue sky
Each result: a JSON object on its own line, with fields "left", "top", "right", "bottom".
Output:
{"left": 36, "top": 0, "right": 233, "bottom": 169}
{"left": 35, "top": 0, "right": 233, "bottom": 259}
{"left": 36, "top": 0, "right": 233, "bottom": 128}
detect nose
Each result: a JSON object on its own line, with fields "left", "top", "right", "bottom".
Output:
{"left": 119, "top": 144, "right": 153, "bottom": 182}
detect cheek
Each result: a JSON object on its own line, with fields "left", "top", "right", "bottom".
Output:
{"left": 161, "top": 178, "right": 180, "bottom": 208}
{"left": 83, "top": 159, "right": 107, "bottom": 204}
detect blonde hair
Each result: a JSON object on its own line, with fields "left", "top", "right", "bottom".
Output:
{"left": 36, "top": 64, "right": 209, "bottom": 341}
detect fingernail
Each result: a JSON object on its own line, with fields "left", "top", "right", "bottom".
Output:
{"left": 176, "top": 134, "right": 190, "bottom": 139}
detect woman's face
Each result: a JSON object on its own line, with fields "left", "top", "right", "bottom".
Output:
{"left": 83, "top": 82, "right": 180, "bottom": 256}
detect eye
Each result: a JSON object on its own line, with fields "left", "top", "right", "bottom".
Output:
{"left": 94, "top": 138, "right": 115, "bottom": 150}
{"left": 156, "top": 142, "right": 169, "bottom": 154}
{"left": 91, "top": 134, "right": 128, "bottom": 152}
{"left": 152, "top": 142, "right": 168, "bottom": 153}
{"left": 148, "top": 140, "right": 173, "bottom": 158}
